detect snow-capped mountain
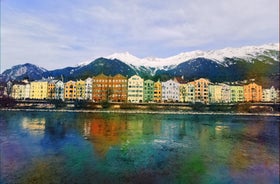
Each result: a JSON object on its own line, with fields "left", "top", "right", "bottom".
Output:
{"left": 0, "top": 63, "right": 47, "bottom": 82}
{"left": 106, "top": 43, "right": 279, "bottom": 69}
{"left": 0, "top": 43, "right": 279, "bottom": 88}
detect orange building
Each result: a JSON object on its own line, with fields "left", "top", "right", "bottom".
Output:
{"left": 47, "top": 80, "right": 57, "bottom": 99}
{"left": 243, "top": 82, "right": 262, "bottom": 102}
{"left": 111, "top": 74, "right": 127, "bottom": 102}
{"left": 189, "top": 78, "right": 211, "bottom": 104}
{"left": 92, "top": 74, "right": 127, "bottom": 102}
{"left": 64, "top": 80, "right": 76, "bottom": 100}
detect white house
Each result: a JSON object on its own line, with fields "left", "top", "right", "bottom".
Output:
{"left": 162, "top": 79, "right": 180, "bottom": 102}
{"left": 127, "top": 75, "right": 144, "bottom": 103}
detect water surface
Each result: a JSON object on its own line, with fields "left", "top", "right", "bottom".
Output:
{"left": 0, "top": 111, "right": 279, "bottom": 184}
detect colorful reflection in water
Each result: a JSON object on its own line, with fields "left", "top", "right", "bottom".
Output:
{"left": 0, "top": 111, "right": 279, "bottom": 184}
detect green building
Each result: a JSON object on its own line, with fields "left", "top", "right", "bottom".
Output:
{"left": 230, "top": 85, "right": 244, "bottom": 103}
{"left": 144, "top": 79, "right": 154, "bottom": 102}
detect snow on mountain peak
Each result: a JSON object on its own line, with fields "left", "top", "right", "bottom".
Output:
{"left": 105, "top": 43, "right": 279, "bottom": 68}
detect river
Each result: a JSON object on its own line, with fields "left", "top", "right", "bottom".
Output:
{"left": 0, "top": 111, "right": 279, "bottom": 184}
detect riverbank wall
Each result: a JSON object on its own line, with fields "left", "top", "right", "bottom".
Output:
{"left": 1, "top": 100, "right": 279, "bottom": 115}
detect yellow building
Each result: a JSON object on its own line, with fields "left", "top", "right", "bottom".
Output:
{"left": 243, "top": 82, "right": 262, "bottom": 102}
{"left": 154, "top": 81, "right": 162, "bottom": 103}
{"left": 76, "top": 80, "right": 86, "bottom": 100}
{"left": 30, "top": 80, "right": 48, "bottom": 99}
{"left": 12, "top": 83, "right": 26, "bottom": 99}
{"left": 64, "top": 80, "right": 76, "bottom": 100}
{"left": 190, "top": 78, "right": 211, "bottom": 103}
{"left": 208, "top": 85, "right": 222, "bottom": 103}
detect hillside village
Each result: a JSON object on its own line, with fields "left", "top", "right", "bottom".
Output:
{"left": 0, "top": 73, "right": 279, "bottom": 105}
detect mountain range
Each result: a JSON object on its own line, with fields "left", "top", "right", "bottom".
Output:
{"left": 0, "top": 43, "right": 279, "bottom": 88}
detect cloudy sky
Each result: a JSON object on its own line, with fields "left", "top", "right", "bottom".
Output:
{"left": 1, "top": 0, "right": 278, "bottom": 72}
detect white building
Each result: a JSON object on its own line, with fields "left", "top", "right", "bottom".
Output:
{"left": 55, "top": 80, "right": 64, "bottom": 100}
{"left": 262, "top": 86, "right": 279, "bottom": 102}
{"left": 221, "top": 83, "right": 231, "bottom": 103}
{"left": 85, "top": 77, "right": 93, "bottom": 100}
{"left": 127, "top": 75, "right": 144, "bottom": 103}
{"left": 162, "top": 79, "right": 180, "bottom": 102}
{"left": 11, "top": 81, "right": 30, "bottom": 100}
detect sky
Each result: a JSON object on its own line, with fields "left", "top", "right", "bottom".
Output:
{"left": 0, "top": 0, "right": 279, "bottom": 72}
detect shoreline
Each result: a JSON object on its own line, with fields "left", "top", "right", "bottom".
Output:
{"left": 1, "top": 108, "right": 279, "bottom": 117}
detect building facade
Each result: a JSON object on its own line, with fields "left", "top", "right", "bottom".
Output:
{"left": 92, "top": 74, "right": 109, "bottom": 102}
{"left": 76, "top": 80, "right": 86, "bottom": 100}
{"left": 230, "top": 86, "right": 244, "bottom": 103}
{"left": 64, "top": 80, "right": 76, "bottom": 100}
{"left": 55, "top": 81, "right": 64, "bottom": 100}
{"left": 243, "top": 82, "right": 262, "bottom": 102}
{"left": 179, "top": 83, "right": 195, "bottom": 103}
{"left": 85, "top": 77, "right": 93, "bottom": 100}
{"left": 127, "top": 75, "right": 144, "bottom": 103}
{"left": 190, "top": 78, "right": 210, "bottom": 104}
{"left": 162, "top": 79, "right": 180, "bottom": 102}
{"left": 110, "top": 74, "right": 127, "bottom": 102}
{"left": 154, "top": 80, "right": 162, "bottom": 103}
{"left": 30, "top": 80, "right": 48, "bottom": 99}
{"left": 12, "top": 83, "right": 26, "bottom": 99}
{"left": 144, "top": 79, "right": 154, "bottom": 102}
{"left": 48, "top": 80, "right": 58, "bottom": 99}
{"left": 221, "top": 84, "right": 231, "bottom": 103}
{"left": 208, "top": 85, "right": 222, "bottom": 103}
{"left": 262, "top": 86, "right": 279, "bottom": 102}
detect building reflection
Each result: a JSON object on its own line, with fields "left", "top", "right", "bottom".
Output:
{"left": 83, "top": 115, "right": 163, "bottom": 157}
{"left": 83, "top": 115, "right": 127, "bottom": 157}
{"left": 229, "top": 122, "right": 277, "bottom": 172}
{"left": 21, "top": 117, "right": 46, "bottom": 135}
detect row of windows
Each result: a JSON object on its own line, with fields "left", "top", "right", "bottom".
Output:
{"left": 128, "top": 95, "right": 143, "bottom": 97}
{"left": 93, "top": 84, "right": 127, "bottom": 87}
{"left": 93, "top": 79, "right": 127, "bottom": 83}
{"left": 128, "top": 90, "right": 143, "bottom": 93}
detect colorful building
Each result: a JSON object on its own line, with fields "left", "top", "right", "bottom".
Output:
{"left": 76, "top": 80, "right": 86, "bottom": 100}
{"left": 243, "top": 82, "right": 262, "bottom": 102}
{"left": 48, "top": 80, "right": 58, "bottom": 99}
{"left": 92, "top": 74, "right": 127, "bottom": 102}
{"left": 64, "top": 80, "right": 76, "bottom": 100}
{"left": 154, "top": 80, "right": 162, "bottom": 103}
{"left": 221, "top": 84, "right": 231, "bottom": 103}
{"left": 190, "top": 78, "right": 211, "bottom": 103}
{"left": 208, "top": 84, "right": 222, "bottom": 103}
{"left": 230, "top": 86, "right": 244, "bottom": 103}
{"left": 179, "top": 83, "right": 195, "bottom": 103}
{"left": 92, "top": 74, "right": 109, "bottom": 102}
{"left": 12, "top": 82, "right": 27, "bottom": 99}
{"left": 85, "top": 77, "right": 93, "bottom": 100}
{"left": 55, "top": 81, "right": 64, "bottom": 100}
{"left": 144, "top": 79, "right": 154, "bottom": 102}
{"left": 262, "top": 86, "right": 279, "bottom": 102}
{"left": 30, "top": 80, "right": 48, "bottom": 99}
{"left": 174, "top": 77, "right": 195, "bottom": 103}
{"left": 162, "top": 79, "right": 180, "bottom": 102}
{"left": 127, "top": 75, "right": 144, "bottom": 103}
{"left": 110, "top": 74, "right": 127, "bottom": 102}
